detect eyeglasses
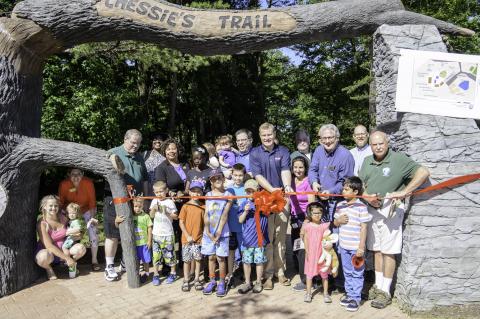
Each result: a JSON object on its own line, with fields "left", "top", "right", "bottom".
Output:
{"left": 236, "top": 138, "right": 250, "bottom": 143}
{"left": 354, "top": 133, "right": 367, "bottom": 137}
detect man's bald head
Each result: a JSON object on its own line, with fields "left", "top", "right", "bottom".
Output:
{"left": 369, "top": 130, "right": 389, "bottom": 161}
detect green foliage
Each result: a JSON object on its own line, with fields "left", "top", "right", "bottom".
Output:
{"left": 405, "top": 0, "right": 480, "bottom": 54}
{"left": 40, "top": 0, "right": 479, "bottom": 157}
{"left": 0, "top": 0, "right": 20, "bottom": 14}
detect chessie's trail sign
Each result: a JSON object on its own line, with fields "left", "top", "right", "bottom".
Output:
{"left": 96, "top": 0, "right": 297, "bottom": 36}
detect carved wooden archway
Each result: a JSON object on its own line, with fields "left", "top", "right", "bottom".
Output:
{"left": 0, "top": 0, "right": 472, "bottom": 296}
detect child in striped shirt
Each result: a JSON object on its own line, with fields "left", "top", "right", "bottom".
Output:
{"left": 334, "top": 176, "right": 372, "bottom": 312}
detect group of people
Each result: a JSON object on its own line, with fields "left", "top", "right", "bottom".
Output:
{"left": 34, "top": 122, "right": 429, "bottom": 312}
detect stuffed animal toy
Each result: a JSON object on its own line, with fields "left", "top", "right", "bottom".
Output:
{"left": 318, "top": 229, "right": 339, "bottom": 277}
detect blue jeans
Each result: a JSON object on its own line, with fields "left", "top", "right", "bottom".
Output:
{"left": 339, "top": 246, "right": 365, "bottom": 303}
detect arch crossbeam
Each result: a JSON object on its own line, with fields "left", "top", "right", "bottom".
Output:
{"left": 12, "top": 0, "right": 474, "bottom": 56}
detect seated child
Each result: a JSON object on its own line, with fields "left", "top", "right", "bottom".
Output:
{"left": 62, "top": 203, "right": 83, "bottom": 254}
{"left": 116, "top": 197, "right": 152, "bottom": 283}
{"left": 237, "top": 179, "right": 269, "bottom": 294}
{"left": 334, "top": 176, "right": 371, "bottom": 312}
{"left": 149, "top": 181, "right": 178, "bottom": 286}
{"left": 178, "top": 181, "right": 205, "bottom": 292}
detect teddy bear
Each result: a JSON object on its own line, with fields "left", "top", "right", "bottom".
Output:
{"left": 318, "top": 229, "right": 339, "bottom": 277}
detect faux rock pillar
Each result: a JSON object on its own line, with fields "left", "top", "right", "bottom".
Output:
{"left": 372, "top": 24, "right": 480, "bottom": 312}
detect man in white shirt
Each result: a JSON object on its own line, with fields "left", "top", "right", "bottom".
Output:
{"left": 350, "top": 125, "right": 372, "bottom": 176}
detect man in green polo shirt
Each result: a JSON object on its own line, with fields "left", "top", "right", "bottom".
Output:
{"left": 359, "top": 131, "right": 429, "bottom": 309}
{"left": 103, "top": 129, "right": 148, "bottom": 281}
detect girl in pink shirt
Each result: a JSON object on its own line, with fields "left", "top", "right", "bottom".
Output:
{"left": 301, "top": 201, "right": 331, "bottom": 303}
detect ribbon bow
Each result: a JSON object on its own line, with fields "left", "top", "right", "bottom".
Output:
{"left": 252, "top": 190, "right": 286, "bottom": 247}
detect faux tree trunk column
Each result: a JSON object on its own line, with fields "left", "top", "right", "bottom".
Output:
{"left": 372, "top": 24, "right": 480, "bottom": 313}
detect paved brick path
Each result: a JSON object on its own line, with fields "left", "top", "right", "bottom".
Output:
{"left": 1, "top": 265, "right": 409, "bottom": 319}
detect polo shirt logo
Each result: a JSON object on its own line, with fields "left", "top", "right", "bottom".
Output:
{"left": 382, "top": 167, "right": 391, "bottom": 177}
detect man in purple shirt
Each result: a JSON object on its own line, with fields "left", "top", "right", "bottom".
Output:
{"left": 249, "top": 122, "right": 293, "bottom": 290}
{"left": 308, "top": 123, "right": 354, "bottom": 292}
{"left": 309, "top": 124, "right": 354, "bottom": 220}
{"left": 235, "top": 128, "right": 253, "bottom": 176}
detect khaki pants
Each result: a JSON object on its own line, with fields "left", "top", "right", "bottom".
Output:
{"left": 265, "top": 210, "right": 289, "bottom": 279}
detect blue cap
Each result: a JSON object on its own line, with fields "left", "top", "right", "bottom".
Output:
{"left": 189, "top": 181, "right": 204, "bottom": 191}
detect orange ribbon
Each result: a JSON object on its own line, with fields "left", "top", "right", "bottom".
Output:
{"left": 412, "top": 173, "right": 480, "bottom": 195}
{"left": 252, "top": 190, "right": 286, "bottom": 247}
{"left": 111, "top": 174, "right": 480, "bottom": 245}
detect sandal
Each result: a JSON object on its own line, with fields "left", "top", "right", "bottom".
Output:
{"left": 182, "top": 281, "right": 190, "bottom": 292}
{"left": 91, "top": 263, "right": 101, "bottom": 272}
{"left": 194, "top": 280, "right": 204, "bottom": 291}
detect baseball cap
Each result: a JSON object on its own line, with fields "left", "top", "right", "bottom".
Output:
{"left": 209, "top": 168, "right": 223, "bottom": 179}
{"left": 244, "top": 179, "right": 258, "bottom": 191}
{"left": 189, "top": 181, "right": 204, "bottom": 192}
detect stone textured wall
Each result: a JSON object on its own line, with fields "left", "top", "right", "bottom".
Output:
{"left": 372, "top": 24, "right": 480, "bottom": 312}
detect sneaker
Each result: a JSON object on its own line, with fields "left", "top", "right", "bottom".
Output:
{"left": 368, "top": 284, "right": 380, "bottom": 300}
{"left": 203, "top": 280, "right": 216, "bottom": 295}
{"left": 263, "top": 278, "right": 273, "bottom": 290}
{"left": 324, "top": 294, "right": 332, "bottom": 303}
{"left": 238, "top": 283, "right": 253, "bottom": 294}
{"left": 152, "top": 275, "right": 161, "bottom": 286}
{"left": 371, "top": 291, "right": 392, "bottom": 309}
{"left": 277, "top": 275, "right": 291, "bottom": 286}
{"left": 304, "top": 293, "right": 312, "bottom": 303}
{"left": 252, "top": 282, "right": 263, "bottom": 293}
{"left": 346, "top": 300, "right": 359, "bottom": 312}
{"left": 165, "top": 273, "right": 177, "bottom": 284}
{"left": 216, "top": 281, "right": 227, "bottom": 297}
{"left": 104, "top": 264, "right": 118, "bottom": 281}
{"left": 292, "top": 282, "right": 307, "bottom": 292}
{"left": 340, "top": 294, "right": 351, "bottom": 307}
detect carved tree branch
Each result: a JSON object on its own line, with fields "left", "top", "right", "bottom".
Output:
{"left": 11, "top": 0, "right": 473, "bottom": 56}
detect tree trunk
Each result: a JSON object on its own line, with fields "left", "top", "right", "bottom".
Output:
{"left": 0, "top": 0, "right": 473, "bottom": 297}
{"left": 168, "top": 71, "right": 178, "bottom": 137}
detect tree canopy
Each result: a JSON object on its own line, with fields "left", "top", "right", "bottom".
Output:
{"left": 20, "top": 0, "right": 478, "bottom": 154}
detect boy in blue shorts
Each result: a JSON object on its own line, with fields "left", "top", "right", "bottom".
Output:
{"left": 237, "top": 179, "right": 269, "bottom": 294}
{"left": 116, "top": 198, "right": 152, "bottom": 284}
{"left": 201, "top": 169, "right": 233, "bottom": 297}
{"left": 334, "top": 176, "right": 372, "bottom": 311}
{"left": 226, "top": 163, "right": 247, "bottom": 287}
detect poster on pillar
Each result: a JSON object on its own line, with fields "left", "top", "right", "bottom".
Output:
{"left": 395, "top": 49, "right": 480, "bottom": 119}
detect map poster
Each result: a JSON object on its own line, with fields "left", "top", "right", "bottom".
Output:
{"left": 395, "top": 49, "right": 480, "bottom": 119}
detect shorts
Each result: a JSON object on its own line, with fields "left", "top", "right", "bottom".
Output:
{"left": 366, "top": 204, "right": 405, "bottom": 254}
{"left": 201, "top": 236, "right": 229, "bottom": 257}
{"left": 136, "top": 245, "right": 152, "bottom": 264}
{"left": 153, "top": 235, "right": 177, "bottom": 266}
{"left": 182, "top": 243, "right": 202, "bottom": 262}
{"left": 241, "top": 246, "right": 267, "bottom": 264}
{"left": 103, "top": 196, "right": 120, "bottom": 239}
